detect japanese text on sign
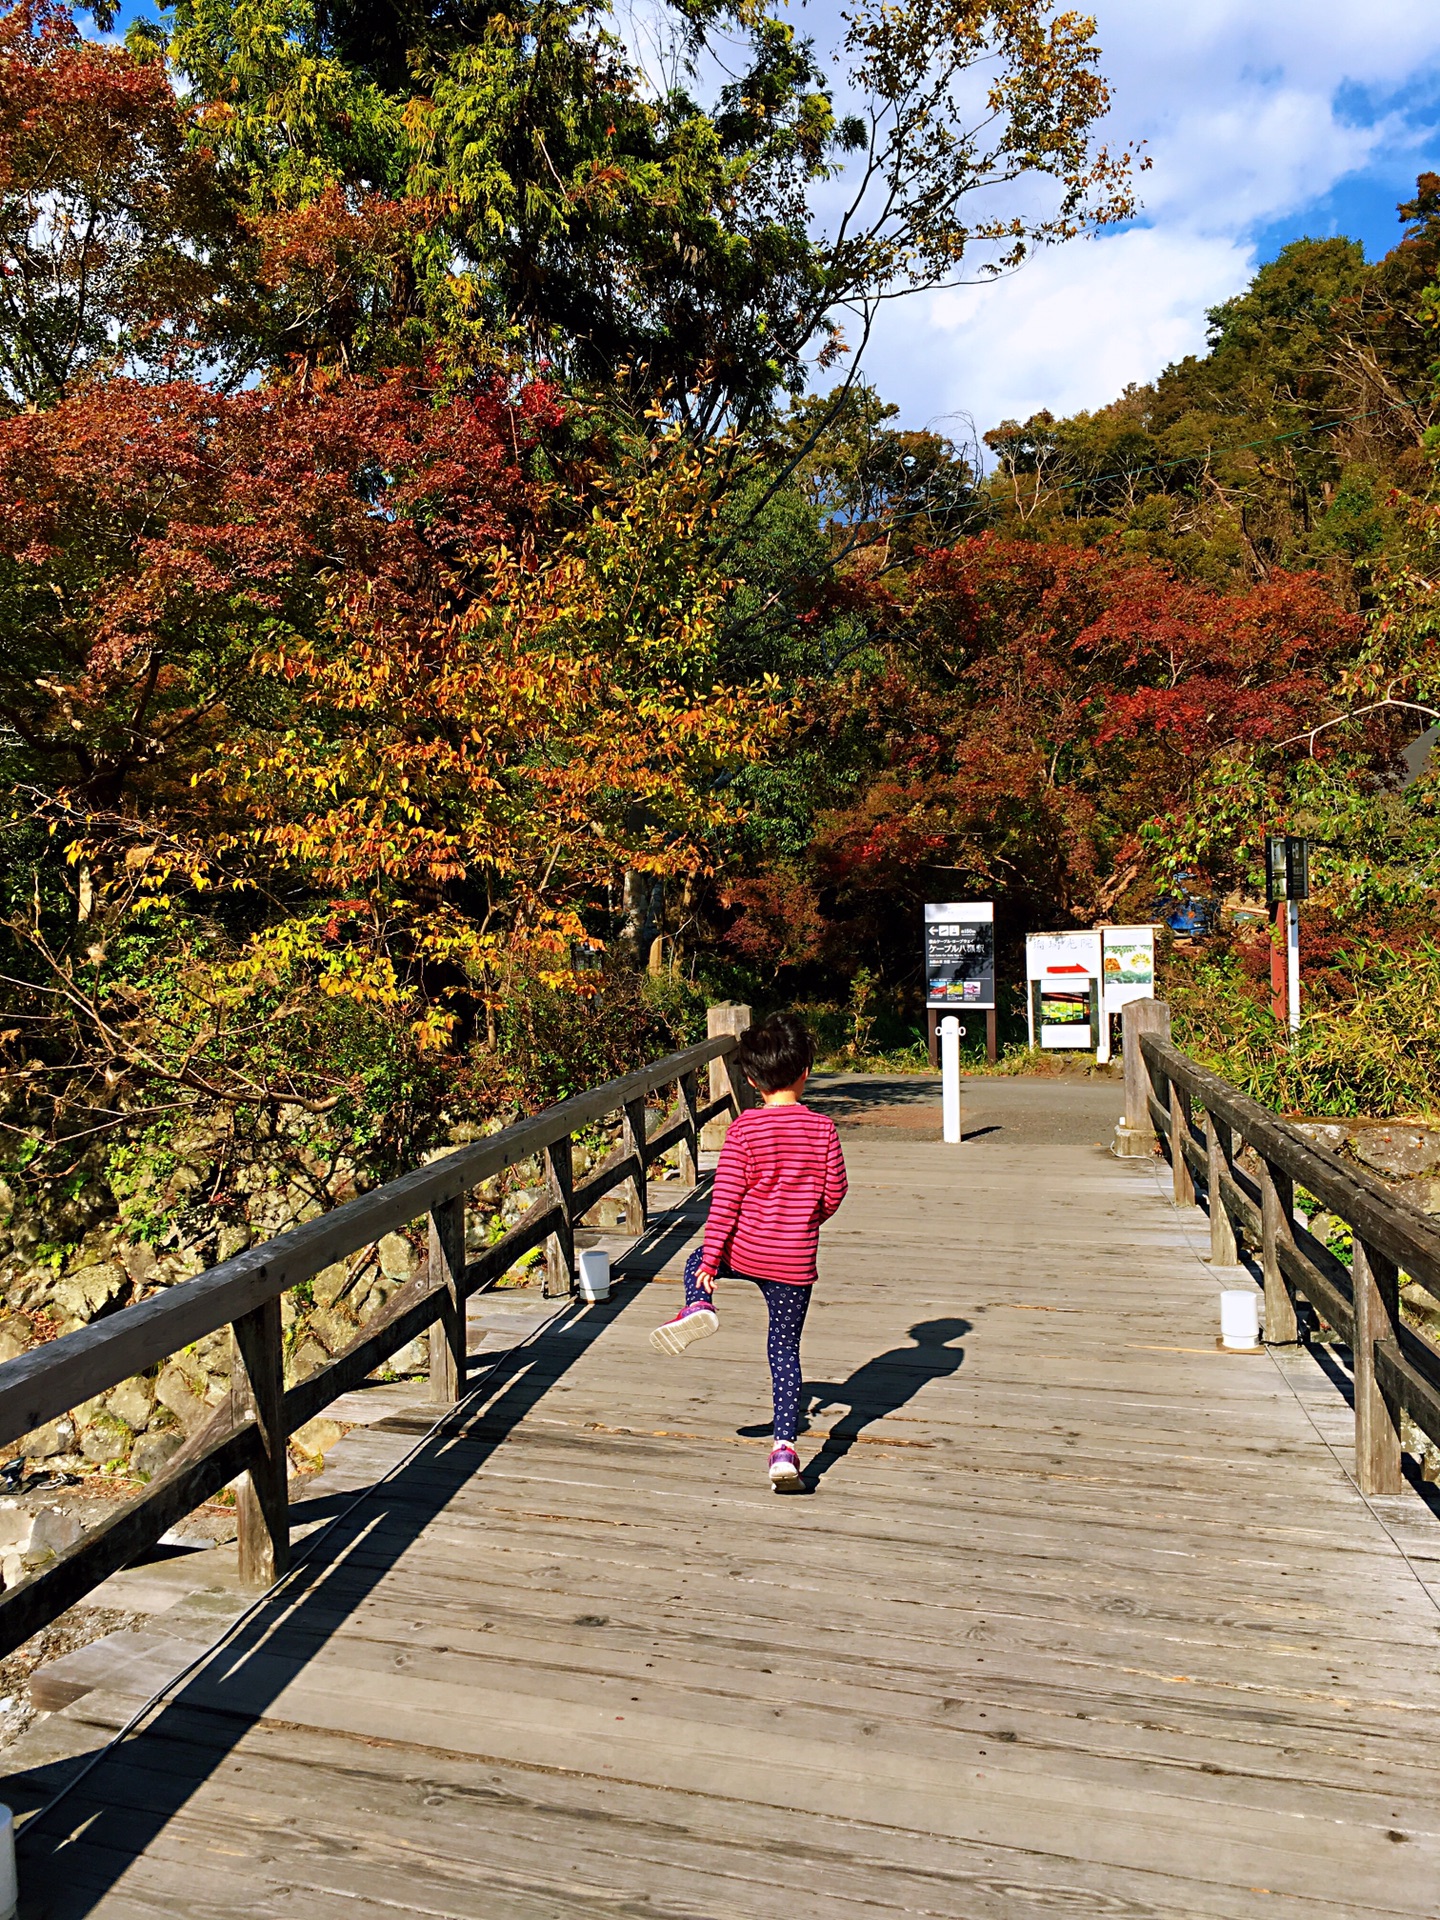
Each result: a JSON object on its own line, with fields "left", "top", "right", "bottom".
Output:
{"left": 924, "top": 902, "right": 995, "bottom": 1010}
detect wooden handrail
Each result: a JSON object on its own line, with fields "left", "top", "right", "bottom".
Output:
{"left": 0, "top": 1018, "right": 751, "bottom": 1654}
{"left": 1129, "top": 1002, "right": 1440, "bottom": 1496}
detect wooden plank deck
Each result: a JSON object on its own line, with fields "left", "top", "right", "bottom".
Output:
{"left": 9, "top": 1077, "right": 1440, "bottom": 1919}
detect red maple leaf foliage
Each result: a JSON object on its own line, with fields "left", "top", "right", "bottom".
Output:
{"left": 733, "top": 536, "right": 1364, "bottom": 968}
{"left": 0, "top": 367, "right": 561, "bottom": 810}
{"left": 0, "top": 1, "right": 237, "bottom": 401}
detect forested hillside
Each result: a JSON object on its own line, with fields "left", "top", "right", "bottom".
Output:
{"left": 2, "top": 0, "right": 1439, "bottom": 1327}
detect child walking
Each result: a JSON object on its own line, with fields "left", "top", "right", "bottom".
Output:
{"left": 649, "top": 1013, "right": 848, "bottom": 1490}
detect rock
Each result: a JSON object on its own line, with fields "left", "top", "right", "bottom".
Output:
{"left": 81, "top": 1418, "right": 131, "bottom": 1464}
{"left": 312, "top": 1259, "right": 352, "bottom": 1310}
{"left": 1351, "top": 1126, "right": 1440, "bottom": 1180}
{"left": 215, "top": 1225, "right": 250, "bottom": 1263}
{"left": 309, "top": 1306, "right": 357, "bottom": 1355}
{"left": 107, "top": 1377, "right": 156, "bottom": 1431}
{"left": 155, "top": 1361, "right": 210, "bottom": 1432}
{"left": 378, "top": 1233, "right": 421, "bottom": 1281}
{"left": 0, "top": 1176, "right": 13, "bottom": 1226}
{"left": 0, "top": 1314, "right": 30, "bottom": 1364}
{"left": 131, "top": 1431, "right": 183, "bottom": 1482}
{"left": 162, "top": 1164, "right": 204, "bottom": 1202}
{"left": 119, "top": 1242, "right": 160, "bottom": 1287}
{"left": 0, "top": 1501, "right": 82, "bottom": 1561}
{"left": 1394, "top": 1177, "right": 1440, "bottom": 1216}
{"left": 26, "top": 1417, "right": 75, "bottom": 1461}
{"left": 356, "top": 1283, "right": 390, "bottom": 1325}
{"left": 1401, "top": 1281, "right": 1440, "bottom": 1317}
{"left": 55, "top": 1260, "right": 126, "bottom": 1321}
{"left": 287, "top": 1339, "right": 330, "bottom": 1383}
{"left": 153, "top": 1249, "right": 203, "bottom": 1287}
{"left": 291, "top": 1417, "right": 344, "bottom": 1460}
{"left": 28, "top": 1504, "right": 81, "bottom": 1558}
{"left": 1293, "top": 1122, "right": 1353, "bottom": 1153}
{"left": 0, "top": 1501, "right": 32, "bottom": 1555}
{"left": 1304, "top": 1213, "right": 1341, "bottom": 1250}
{"left": 389, "top": 1336, "right": 428, "bottom": 1375}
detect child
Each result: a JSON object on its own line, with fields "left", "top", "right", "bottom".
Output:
{"left": 649, "top": 1012, "right": 848, "bottom": 1489}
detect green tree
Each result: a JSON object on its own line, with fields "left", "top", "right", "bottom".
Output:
{"left": 133, "top": 0, "right": 1137, "bottom": 424}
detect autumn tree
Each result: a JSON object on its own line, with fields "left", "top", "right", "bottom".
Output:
{"left": 133, "top": 0, "right": 1137, "bottom": 427}
{"left": 0, "top": 1, "right": 240, "bottom": 404}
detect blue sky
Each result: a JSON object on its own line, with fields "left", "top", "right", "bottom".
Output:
{"left": 848, "top": 2, "right": 1440, "bottom": 440}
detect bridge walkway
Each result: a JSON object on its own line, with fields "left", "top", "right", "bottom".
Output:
{"left": 9, "top": 1077, "right": 1440, "bottom": 1918}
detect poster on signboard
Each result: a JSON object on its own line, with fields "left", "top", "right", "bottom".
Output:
{"left": 925, "top": 902, "right": 995, "bottom": 1010}
{"left": 1101, "top": 926, "right": 1155, "bottom": 1015}
{"left": 1025, "top": 931, "right": 1102, "bottom": 1050}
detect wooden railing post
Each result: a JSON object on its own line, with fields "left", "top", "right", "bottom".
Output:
{"left": 622, "top": 1096, "right": 650, "bottom": 1234}
{"left": 703, "top": 1003, "right": 753, "bottom": 1152}
{"left": 428, "top": 1195, "right": 466, "bottom": 1405}
{"left": 544, "top": 1134, "right": 575, "bottom": 1297}
{"left": 1169, "top": 1079, "right": 1195, "bottom": 1205}
{"left": 231, "top": 1297, "right": 288, "bottom": 1589}
{"left": 1352, "top": 1237, "right": 1403, "bottom": 1494}
{"left": 1205, "top": 1111, "right": 1240, "bottom": 1266}
{"left": 1260, "top": 1157, "right": 1300, "bottom": 1344}
{"left": 1118, "top": 999, "right": 1169, "bottom": 1154}
{"left": 677, "top": 1070, "right": 700, "bottom": 1185}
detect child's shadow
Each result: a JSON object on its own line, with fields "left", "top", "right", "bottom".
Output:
{"left": 738, "top": 1318, "right": 970, "bottom": 1490}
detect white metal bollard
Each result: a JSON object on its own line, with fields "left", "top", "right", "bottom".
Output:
{"left": 577, "top": 1248, "right": 611, "bottom": 1301}
{"left": 1286, "top": 898, "right": 1301, "bottom": 1033}
{"left": 1220, "top": 1289, "right": 1260, "bottom": 1350}
{"left": 0, "top": 1802, "right": 15, "bottom": 1920}
{"left": 941, "top": 1015, "right": 962, "bottom": 1145}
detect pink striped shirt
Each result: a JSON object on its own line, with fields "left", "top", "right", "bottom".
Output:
{"left": 701, "top": 1104, "right": 848, "bottom": 1286}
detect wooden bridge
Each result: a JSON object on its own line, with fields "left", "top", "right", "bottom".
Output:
{"left": 5, "top": 1010, "right": 1440, "bottom": 1917}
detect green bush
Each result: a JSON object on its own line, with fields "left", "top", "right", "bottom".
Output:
{"left": 1167, "top": 934, "right": 1440, "bottom": 1118}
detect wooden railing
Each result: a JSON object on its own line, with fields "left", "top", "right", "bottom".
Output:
{"left": 1124, "top": 1000, "right": 1440, "bottom": 1496}
{"left": 0, "top": 1014, "right": 753, "bottom": 1657}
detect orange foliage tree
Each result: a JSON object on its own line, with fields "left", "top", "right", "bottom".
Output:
{"left": 0, "top": 365, "right": 779, "bottom": 1167}
{"left": 721, "top": 537, "right": 1364, "bottom": 982}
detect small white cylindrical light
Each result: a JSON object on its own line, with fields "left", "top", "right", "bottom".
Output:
{"left": 1220, "top": 1289, "right": 1260, "bottom": 1350}
{"left": 941, "top": 1015, "right": 962, "bottom": 1145}
{"left": 0, "top": 1802, "right": 15, "bottom": 1920}
{"left": 577, "top": 1248, "right": 611, "bottom": 1302}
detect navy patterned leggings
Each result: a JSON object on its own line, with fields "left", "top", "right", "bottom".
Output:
{"left": 684, "top": 1249, "right": 811, "bottom": 1443}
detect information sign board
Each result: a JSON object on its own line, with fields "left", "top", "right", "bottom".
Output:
{"left": 925, "top": 902, "right": 995, "bottom": 1011}
{"left": 1025, "top": 931, "right": 1102, "bottom": 1050}
{"left": 1100, "top": 926, "right": 1155, "bottom": 1016}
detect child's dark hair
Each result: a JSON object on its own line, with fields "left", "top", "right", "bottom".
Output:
{"left": 737, "top": 1012, "right": 814, "bottom": 1093}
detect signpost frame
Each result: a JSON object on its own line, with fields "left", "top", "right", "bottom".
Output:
{"left": 924, "top": 903, "right": 997, "bottom": 1067}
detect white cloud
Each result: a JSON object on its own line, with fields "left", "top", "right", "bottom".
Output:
{"left": 883, "top": 228, "right": 1252, "bottom": 438}
{"left": 847, "top": 1, "right": 1440, "bottom": 437}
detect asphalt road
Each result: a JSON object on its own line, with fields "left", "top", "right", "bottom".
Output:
{"left": 805, "top": 1069, "right": 1126, "bottom": 1149}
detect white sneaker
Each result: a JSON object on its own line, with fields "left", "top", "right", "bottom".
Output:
{"left": 649, "top": 1303, "right": 718, "bottom": 1355}
{"left": 768, "top": 1443, "right": 802, "bottom": 1489}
